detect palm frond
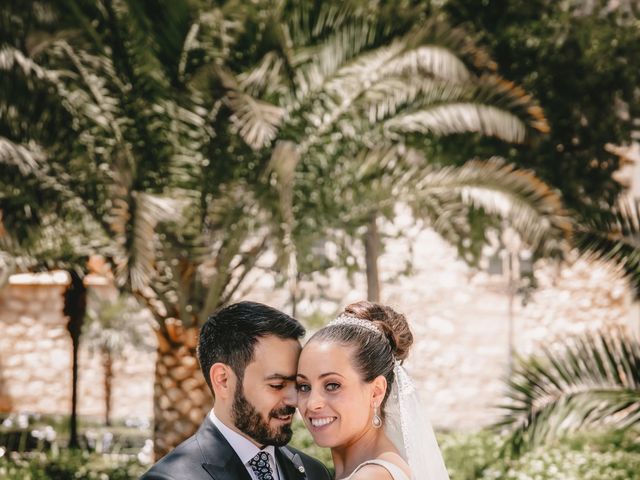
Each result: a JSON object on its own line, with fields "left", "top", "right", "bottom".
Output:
{"left": 575, "top": 198, "right": 640, "bottom": 298}
{"left": 111, "top": 191, "right": 182, "bottom": 292}
{"left": 284, "top": 2, "right": 382, "bottom": 102}
{"left": 417, "top": 158, "right": 570, "bottom": 252}
{"left": 496, "top": 326, "right": 640, "bottom": 455}
{"left": 0, "top": 137, "right": 45, "bottom": 175}
{"left": 372, "top": 157, "right": 570, "bottom": 259}
{"left": 360, "top": 76, "right": 468, "bottom": 124}
{"left": 475, "top": 75, "right": 549, "bottom": 134}
{"left": 0, "top": 45, "right": 63, "bottom": 83}
{"left": 374, "top": 44, "right": 471, "bottom": 83}
{"left": 226, "top": 90, "right": 285, "bottom": 150}
{"left": 384, "top": 104, "right": 527, "bottom": 143}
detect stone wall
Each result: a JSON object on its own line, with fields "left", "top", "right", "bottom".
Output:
{"left": 0, "top": 272, "right": 155, "bottom": 421}
{"left": 0, "top": 224, "right": 637, "bottom": 430}
{"left": 0, "top": 273, "right": 71, "bottom": 415}
{"left": 244, "top": 223, "right": 636, "bottom": 430}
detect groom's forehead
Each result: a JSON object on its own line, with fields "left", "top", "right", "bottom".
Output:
{"left": 245, "top": 335, "right": 301, "bottom": 375}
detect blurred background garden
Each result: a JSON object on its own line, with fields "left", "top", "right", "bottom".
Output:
{"left": 1, "top": 0, "right": 640, "bottom": 478}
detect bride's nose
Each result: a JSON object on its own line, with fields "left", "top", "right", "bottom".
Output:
{"left": 306, "top": 388, "right": 325, "bottom": 410}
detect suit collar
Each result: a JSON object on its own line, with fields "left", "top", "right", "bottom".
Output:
{"left": 197, "top": 419, "right": 307, "bottom": 480}
{"left": 197, "top": 420, "right": 251, "bottom": 480}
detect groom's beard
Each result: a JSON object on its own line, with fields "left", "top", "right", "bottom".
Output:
{"left": 231, "top": 385, "right": 296, "bottom": 446}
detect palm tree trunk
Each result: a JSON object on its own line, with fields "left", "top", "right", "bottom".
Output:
{"left": 102, "top": 347, "right": 113, "bottom": 427}
{"left": 63, "top": 270, "right": 86, "bottom": 449}
{"left": 153, "top": 325, "right": 212, "bottom": 460}
{"left": 365, "top": 214, "right": 381, "bottom": 302}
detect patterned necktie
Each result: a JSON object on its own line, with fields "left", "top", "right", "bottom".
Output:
{"left": 249, "top": 451, "right": 275, "bottom": 480}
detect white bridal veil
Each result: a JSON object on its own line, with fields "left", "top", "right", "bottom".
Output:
{"left": 384, "top": 363, "right": 450, "bottom": 480}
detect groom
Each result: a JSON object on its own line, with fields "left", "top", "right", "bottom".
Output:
{"left": 142, "top": 301, "right": 331, "bottom": 480}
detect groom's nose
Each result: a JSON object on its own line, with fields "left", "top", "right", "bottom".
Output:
{"left": 283, "top": 382, "right": 298, "bottom": 406}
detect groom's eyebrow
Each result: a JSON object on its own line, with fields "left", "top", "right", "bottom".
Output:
{"left": 265, "top": 373, "right": 297, "bottom": 381}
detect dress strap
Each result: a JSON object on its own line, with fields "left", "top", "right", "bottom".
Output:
{"left": 350, "top": 459, "right": 411, "bottom": 480}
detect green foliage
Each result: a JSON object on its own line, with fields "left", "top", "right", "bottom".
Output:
{"left": 443, "top": 0, "right": 640, "bottom": 216}
{"left": 439, "top": 430, "right": 503, "bottom": 480}
{"left": 2, "top": 421, "right": 640, "bottom": 479}
{"left": 440, "top": 429, "right": 640, "bottom": 480}
{"left": 482, "top": 441, "right": 640, "bottom": 480}
{"left": 0, "top": 451, "right": 146, "bottom": 480}
{"left": 82, "top": 292, "right": 153, "bottom": 356}
{"left": 495, "top": 326, "right": 640, "bottom": 455}
{"left": 0, "top": 0, "right": 570, "bottom": 321}
{"left": 575, "top": 198, "right": 640, "bottom": 299}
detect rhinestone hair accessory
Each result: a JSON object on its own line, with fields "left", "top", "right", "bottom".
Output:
{"left": 327, "top": 313, "right": 383, "bottom": 334}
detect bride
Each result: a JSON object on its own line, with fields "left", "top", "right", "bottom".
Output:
{"left": 296, "top": 301, "right": 450, "bottom": 480}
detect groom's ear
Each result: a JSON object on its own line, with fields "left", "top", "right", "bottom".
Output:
{"left": 210, "top": 363, "right": 235, "bottom": 400}
{"left": 371, "top": 375, "right": 388, "bottom": 406}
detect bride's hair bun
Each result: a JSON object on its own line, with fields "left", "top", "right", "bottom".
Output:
{"left": 344, "top": 301, "right": 414, "bottom": 362}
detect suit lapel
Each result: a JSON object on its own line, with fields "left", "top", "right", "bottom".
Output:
{"left": 201, "top": 461, "right": 251, "bottom": 480}
{"left": 196, "top": 420, "right": 252, "bottom": 480}
{"left": 276, "top": 447, "right": 307, "bottom": 480}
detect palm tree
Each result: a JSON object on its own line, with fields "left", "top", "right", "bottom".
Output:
{"left": 1, "top": 0, "right": 570, "bottom": 456}
{"left": 496, "top": 325, "right": 640, "bottom": 456}
{"left": 83, "top": 292, "right": 153, "bottom": 426}
{"left": 1, "top": 0, "right": 287, "bottom": 456}
{"left": 0, "top": 0, "right": 218, "bottom": 454}
{"left": 208, "top": 0, "right": 566, "bottom": 304}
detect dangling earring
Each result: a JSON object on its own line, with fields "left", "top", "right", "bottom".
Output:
{"left": 372, "top": 406, "right": 382, "bottom": 428}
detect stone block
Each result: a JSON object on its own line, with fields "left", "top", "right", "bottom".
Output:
{"left": 4, "top": 286, "right": 34, "bottom": 301}
{"left": 2, "top": 323, "right": 26, "bottom": 338}
{"left": 3, "top": 354, "right": 23, "bottom": 368}
{"left": 1, "top": 297, "right": 28, "bottom": 314}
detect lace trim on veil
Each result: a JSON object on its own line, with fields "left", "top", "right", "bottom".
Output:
{"left": 384, "top": 363, "right": 450, "bottom": 480}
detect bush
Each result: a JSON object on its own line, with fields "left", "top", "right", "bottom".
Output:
{"left": 439, "top": 430, "right": 504, "bottom": 480}
{"left": 482, "top": 447, "right": 640, "bottom": 480}
{"left": 0, "top": 451, "right": 146, "bottom": 480}
{"left": 440, "top": 428, "right": 640, "bottom": 480}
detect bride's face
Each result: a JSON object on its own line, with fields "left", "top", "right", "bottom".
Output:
{"left": 296, "top": 340, "right": 379, "bottom": 448}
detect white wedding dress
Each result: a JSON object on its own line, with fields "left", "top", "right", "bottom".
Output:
{"left": 346, "top": 459, "right": 411, "bottom": 480}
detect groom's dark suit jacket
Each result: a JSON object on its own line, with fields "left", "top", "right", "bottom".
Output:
{"left": 140, "top": 417, "right": 332, "bottom": 480}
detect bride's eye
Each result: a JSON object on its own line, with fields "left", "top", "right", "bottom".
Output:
{"left": 325, "top": 382, "right": 340, "bottom": 392}
{"left": 297, "top": 383, "right": 311, "bottom": 393}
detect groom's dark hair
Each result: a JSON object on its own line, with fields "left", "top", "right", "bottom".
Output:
{"left": 198, "top": 301, "right": 305, "bottom": 392}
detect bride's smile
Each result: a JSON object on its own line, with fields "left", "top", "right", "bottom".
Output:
{"left": 296, "top": 341, "right": 386, "bottom": 451}
{"left": 309, "top": 417, "right": 337, "bottom": 428}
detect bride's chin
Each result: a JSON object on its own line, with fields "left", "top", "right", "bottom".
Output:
{"left": 311, "top": 436, "right": 335, "bottom": 449}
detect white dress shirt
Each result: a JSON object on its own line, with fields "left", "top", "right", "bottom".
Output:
{"left": 209, "top": 410, "right": 282, "bottom": 480}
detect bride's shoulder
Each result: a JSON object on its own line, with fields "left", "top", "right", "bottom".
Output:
{"left": 349, "top": 463, "right": 394, "bottom": 480}
{"left": 349, "top": 453, "right": 411, "bottom": 480}
{"left": 378, "top": 452, "right": 411, "bottom": 477}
